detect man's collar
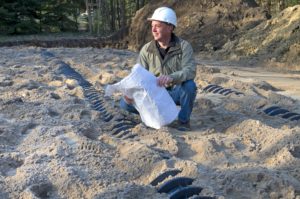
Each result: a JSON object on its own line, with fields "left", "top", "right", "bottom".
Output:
{"left": 155, "top": 34, "right": 176, "bottom": 48}
{"left": 169, "top": 33, "right": 176, "bottom": 47}
{"left": 148, "top": 33, "right": 180, "bottom": 53}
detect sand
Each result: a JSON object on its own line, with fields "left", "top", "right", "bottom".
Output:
{"left": 0, "top": 46, "right": 300, "bottom": 199}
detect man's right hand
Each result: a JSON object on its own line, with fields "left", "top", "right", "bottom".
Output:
{"left": 157, "top": 75, "right": 173, "bottom": 87}
{"left": 124, "top": 95, "right": 134, "bottom": 104}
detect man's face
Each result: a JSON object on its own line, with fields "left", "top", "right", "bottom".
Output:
{"left": 151, "top": 21, "right": 173, "bottom": 42}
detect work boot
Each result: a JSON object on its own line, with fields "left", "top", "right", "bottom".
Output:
{"left": 169, "top": 120, "right": 191, "bottom": 131}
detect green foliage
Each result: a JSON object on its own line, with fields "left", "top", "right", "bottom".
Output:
{"left": 0, "top": 6, "right": 13, "bottom": 34}
{"left": 0, "top": 0, "right": 82, "bottom": 35}
{"left": 0, "top": 0, "right": 41, "bottom": 34}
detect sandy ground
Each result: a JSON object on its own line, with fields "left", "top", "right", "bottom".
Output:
{"left": 0, "top": 46, "right": 300, "bottom": 199}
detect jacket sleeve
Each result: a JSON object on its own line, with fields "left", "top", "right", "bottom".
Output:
{"left": 169, "top": 41, "right": 196, "bottom": 84}
{"left": 137, "top": 45, "right": 149, "bottom": 70}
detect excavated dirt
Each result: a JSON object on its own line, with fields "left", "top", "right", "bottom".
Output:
{"left": 127, "top": 0, "right": 269, "bottom": 52}
{"left": 0, "top": 38, "right": 127, "bottom": 49}
{"left": 217, "top": 5, "right": 300, "bottom": 70}
{"left": 0, "top": 46, "right": 300, "bottom": 199}
{"left": 127, "top": 0, "right": 300, "bottom": 70}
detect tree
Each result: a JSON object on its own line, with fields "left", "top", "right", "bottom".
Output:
{"left": 0, "top": 0, "right": 82, "bottom": 35}
{"left": 84, "top": 0, "right": 149, "bottom": 35}
{"left": 41, "top": 0, "right": 80, "bottom": 32}
{"left": 110, "top": 0, "right": 116, "bottom": 32}
{"left": 0, "top": 0, "right": 40, "bottom": 34}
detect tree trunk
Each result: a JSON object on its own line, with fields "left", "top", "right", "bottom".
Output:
{"left": 116, "top": 0, "right": 121, "bottom": 29}
{"left": 85, "top": 0, "right": 93, "bottom": 33}
{"left": 136, "top": 0, "right": 140, "bottom": 11}
{"left": 120, "top": 0, "right": 126, "bottom": 29}
{"left": 110, "top": 0, "right": 116, "bottom": 32}
{"left": 97, "top": 0, "right": 101, "bottom": 34}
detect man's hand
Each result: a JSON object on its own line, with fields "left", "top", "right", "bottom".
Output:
{"left": 124, "top": 95, "right": 134, "bottom": 104}
{"left": 157, "top": 75, "right": 173, "bottom": 87}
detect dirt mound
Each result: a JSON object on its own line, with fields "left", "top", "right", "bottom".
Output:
{"left": 127, "top": 0, "right": 300, "bottom": 70}
{"left": 0, "top": 37, "right": 127, "bottom": 49}
{"left": 127, "top": 0, "right": 269, "bottom": 52}
{"left": 218, "top": 5, "right": 300, "bottom": 70}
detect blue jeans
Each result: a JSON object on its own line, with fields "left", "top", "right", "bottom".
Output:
{"left": 119, "top": 80, "right": 197, "bottom": 123}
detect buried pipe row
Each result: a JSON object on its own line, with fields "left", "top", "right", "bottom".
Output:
{"left": 41, "top": 50, "right": 138, "bottom": 140}
{"left": 260, "top": 105, "right": 300, "bottom": 121}
{"left": 202, "top": 84, "right": 244, "bottom": 96}
{"left": 149, "top": 169, "right": 215, "bottom": 199}
{"left": 203, "top": 84, "right": 300, "bottom": 122}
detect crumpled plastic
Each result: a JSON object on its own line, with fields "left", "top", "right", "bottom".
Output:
{"left": 105, "top": 63, "right": 179, "bottom": 129}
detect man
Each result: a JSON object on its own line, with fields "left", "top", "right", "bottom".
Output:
{"left": 120, "top": 7, "right": 197, "bottom": 131}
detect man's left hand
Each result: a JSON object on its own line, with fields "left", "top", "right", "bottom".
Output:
{"left": 157, "top": 75, "right": 173, "bottom": 87}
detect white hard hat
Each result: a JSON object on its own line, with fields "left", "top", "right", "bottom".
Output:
{"left": 147, "top": 7, "right": 177, "bottom": 27}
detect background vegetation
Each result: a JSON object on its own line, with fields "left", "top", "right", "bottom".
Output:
{"left": 0, "top": 0, "right": 298, "bottom": 36}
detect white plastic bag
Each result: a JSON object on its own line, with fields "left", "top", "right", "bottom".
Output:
{"left": 105, "top": 63, "right": 179, "bottom": 129}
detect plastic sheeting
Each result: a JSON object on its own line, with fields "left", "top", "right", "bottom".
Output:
{"left": 105, "top": 64, "right": 179, "bottom": 129}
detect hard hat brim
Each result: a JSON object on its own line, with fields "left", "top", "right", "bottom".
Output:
{"left": 147, "top": 17, "right": 157, "bottom": 21}
{"left": 147, "top": 18, "right": 176, "bottom": 27}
